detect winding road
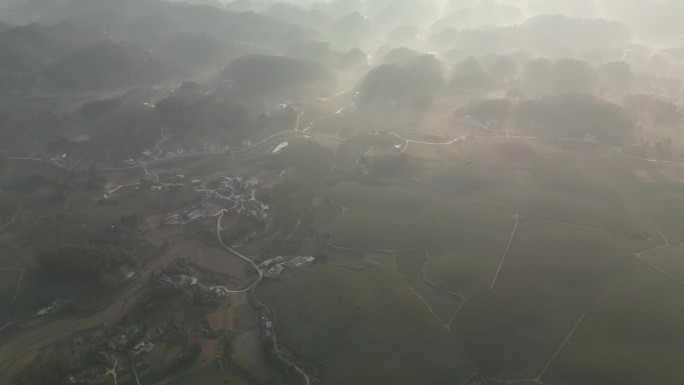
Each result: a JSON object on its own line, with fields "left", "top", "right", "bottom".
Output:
{"left": 215, "top": 210, "right": 263, "bottom": 293}
{"left": 215, "top": 210, "right": 311, "bottom": 385}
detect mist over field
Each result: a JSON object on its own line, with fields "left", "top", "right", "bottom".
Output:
{"left": 1, "top": 1, "right": 684, "bottom": 385}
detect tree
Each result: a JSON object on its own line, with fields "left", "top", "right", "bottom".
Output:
{"left": 465, "top": 98, "right": 512, "bottom": 123}
{"left": 451, "top": 57, "right": 491, "bottom": 89}
{"left": 358, "top": 54, "right": 444, "bottom": 109}
{"left": 518, "top": 94, "right": 633, "bottom": 144}
{"left": 599, "top": 61, "right": 634, "bottom": 90}
{"left": 12, "top": 349, "right": 81, "bottom": 385}
{"left": 522, "top": 57, "right": 552, "bottom": 96}
{"left": 486, "top": 56, "right": 518, "bottom": 81}
{"left": 551, "top": 58, "right": 597, "bottom": 94}
{"left": 623, "top": 95, "right": 683, "bottom": 126}
{"left": 38, "top": 244, "right": 132, "bottom": 287}
{"left": 120, "top": 213, "right": 139, "bottom": 227}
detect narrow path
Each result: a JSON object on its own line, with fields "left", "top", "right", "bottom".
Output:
{"left": 489, "top": 171, "right": 537, "bottom": 289}
{"left": 9, "top": 157, "right": 66, "bottom": 169}
{"left": 535, "top": 313, "right": 585, "bottom": 381}
{"left": 104, "top": 355, "right": 118, "bottom": 385}
{"left": 295, "top": 366, "right": 311, "bottom": 385}
{"left": 521, "top": 216, "right": 684, "bottom": 287}
{"left": 422, "top": 256, "right": 464, "bottom": 299}
{"left": 534, "top": 251, "right": 634, "bottom": 382}
{"left": 607, "top": 152, "right": 672, "bottom": 247}
{"left": 132, "top": 359, "right": 141, "bottom": 385}
{"left": 11, "top": 269, "right": 25, "bottom": 304}
{"left": 0, "top": 204, "right": 20, "bottom": 230}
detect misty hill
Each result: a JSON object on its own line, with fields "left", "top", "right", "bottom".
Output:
{"left": 0, "top": 21, "right": 96, "bottom": 91}
{"left": 262, "top": 2, "right": 332, "bottom": 30}
{"left": 222, "top": 54, "right": 332, "bottom": 97}
{"left": 521, "top": 15, "right": 631, "bottom": 57}
{"left": 4, "top": 0, "right": 311, "bottom": 51}
{"left": 0, "top": 27, "right": 50, "bottom": 73}
{"left": 431, "top": 1, "right": 524, "bottom": 32}
{"left": 0, "top": 18, "right": 111, "bottom": 73}
{"left": 328, "top": 12, "right": 372, "bottom": 49}
{"left": 0, "top": 24, "right": 70, "bottom": 65}
{"left": 132, "top": 4, "right": 301, "bottom": 45}
{"left": 285, "top": 40, "right": 336, "bottom": 64}
{"left": 163, "top": 33, "right": 248, "bottom": 71}
{"left": 311, "top": 0, "right": 363, "bottom": 19}
{"left": 381, "top": 46, "right": 421, "bottom": 65}
{"left": 0, "top": 20, "right": 11, "bottom": 33}
{"left": 47, "top": 40, "right": 180, "bottom": 89}
{"left": 223, "top": 0, "right": 255, "bottom": 13}
{"left": 337, "top": 48, "right": 368, "bottom": 70}
{"left": 518, "top": 94, "right": 633, "bottom": 144}
{"left": 521, "top": 57, "right": 600, "bottom": 96}
{"left": 383, "top": 25, "right": 421, "bottom": 47}
{"left": 372, "top": 0, "right": 440, "bottom": 30}
{"left": 601, "top": 0, "right": 684, "bottom": 44}
{"left": 358, "top": 54, "right": 443, "bottom": 109}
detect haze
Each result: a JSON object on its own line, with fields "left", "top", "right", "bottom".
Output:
{"left": 1, "top": 1, "right": 684, "bottom": 385}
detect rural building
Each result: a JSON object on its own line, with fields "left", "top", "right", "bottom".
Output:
{"left": 132, "top": 337, "right": 156, "bottom": 357}
{"left": 264, "top": 265, "right": 285, "bottom": 279}
{"left": 285, "top": 256, "right": 315, "bottom": 269}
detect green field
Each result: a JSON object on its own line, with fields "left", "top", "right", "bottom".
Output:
{"left": 328, "top": 181, "right": 513, "bottom": 229}
{"left": 329, "top": 206, "right": 512, "bottom": 295}
{"left": 544, "top": 259, "right": 684, "bottom": 385}
{"left": 522, "top": 144, "right": 661, "bottom": 252}
{"left": 451, "top": 220, "right": 631, "bottom": 380}
{"left": 258, "top": 264, "right": 474, "bottom": 384}
{"left": 610, "top": 152, "right": 684, "bottom": 244}
{"left": 641, "top": 244, "right": 684, "bottom": 281}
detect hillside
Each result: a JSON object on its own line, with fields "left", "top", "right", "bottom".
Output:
{"left": 47, "top": 40, "right": 180, "bottom": 89}
{"left": 222, "top": 54, "right": 333, "bottom": 97}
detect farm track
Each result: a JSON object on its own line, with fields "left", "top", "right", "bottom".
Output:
{"left": 0, "top": 205, "right": 21, "bottom": 231}
{"left": 11, "top": 269, "right": 25, "bottom": 304}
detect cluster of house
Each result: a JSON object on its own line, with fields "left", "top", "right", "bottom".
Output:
{"left": 114, "top": 324, "right": 142, "bottom": 350}
{"left": 159, "top": 274, "right": 229, "bottom": 298}
{"left": 157, "top": 175, "right": 270, "bottom": 228}
{"left": 202, "top": 143, "right": 229, "bottom": 153}
{"left": 208, "top": 177, "right": 270, "bottom": 220}
{"left": 161, "top": 190, "right": 222, "bottom": 226}
{"left": 50, "top": 153, "right": 69, "bottom": 162}
{"left": 165, "top": 148, "right": 187, "bottom": 158}
{"left": 260, "top": 256, "right": 315, "bottom": 279}
{"left": 132, "top": 335, "right": 156, "bottom": 361}
{"left": 113, "top": 324, "right": 165, "bottom": 362}
{"left": 261, "top": 312, "right": 274, "bottom": 338}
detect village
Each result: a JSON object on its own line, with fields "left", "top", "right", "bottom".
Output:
{"left": 159, "top": 175, "right": 270, "bottom": 227}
